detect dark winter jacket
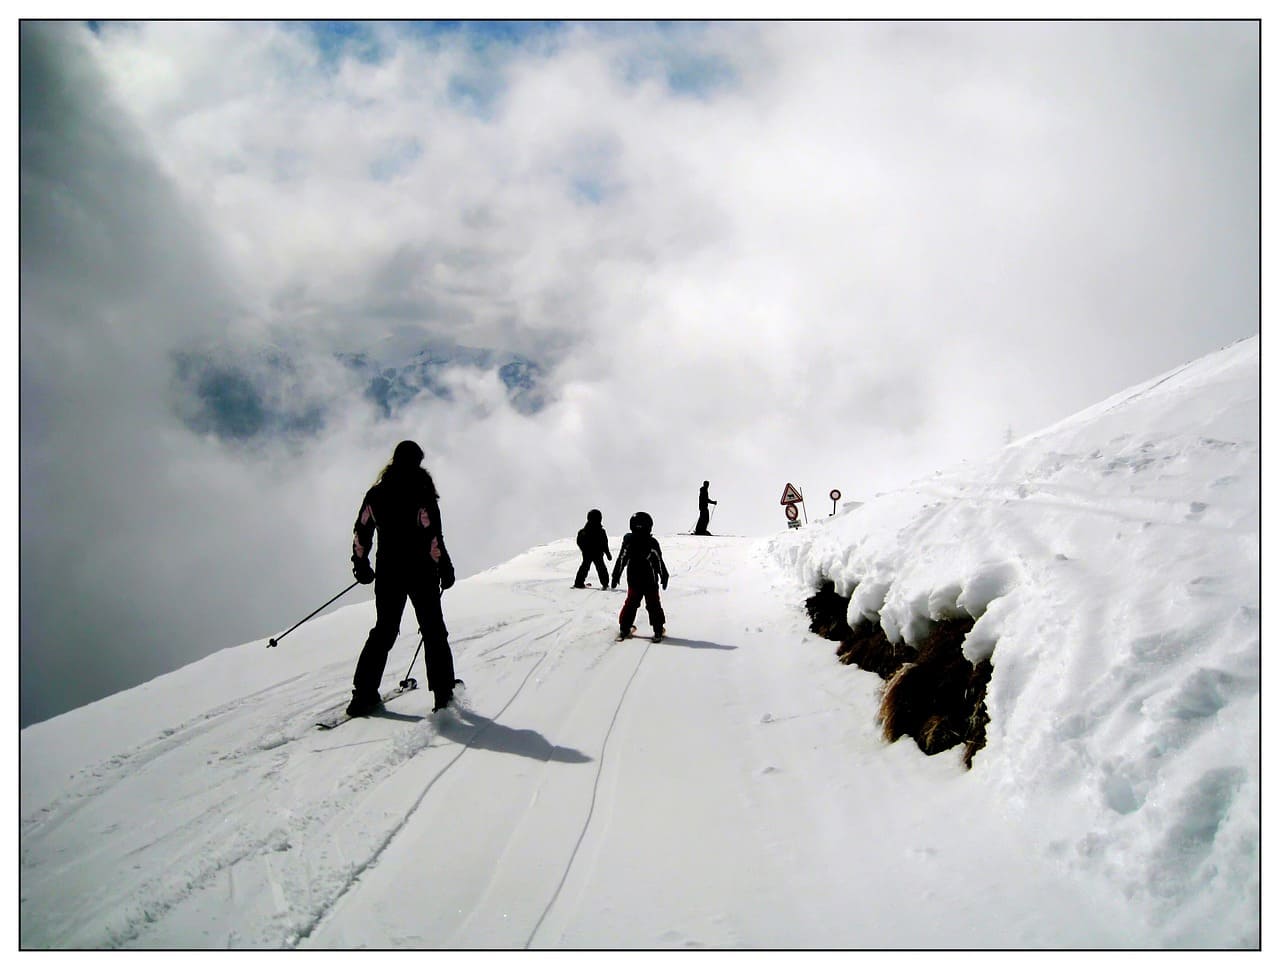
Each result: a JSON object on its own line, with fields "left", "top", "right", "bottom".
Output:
{"left": 351, "top": 467, "right": 454, "bottom": 587}
{"left": 576, "top": 522, "right": 612, "bottom": 560}
{"left": 611, "top": 531, "right": 669, "bottom": 591}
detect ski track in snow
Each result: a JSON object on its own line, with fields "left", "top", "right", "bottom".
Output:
{"left": 522, "top": 635, "right": 653, "bottom": 946}
{"left": 297, "top": 569, "right": 657, "bottom": 949}
{"left": 19, "top": 607, "right": 567, "bottom": 948}
{"left": 292, "top": 642, "right": 560, "bottom": 946}
{"left": 19, "top": 554, "right": 666, "bottom": 950}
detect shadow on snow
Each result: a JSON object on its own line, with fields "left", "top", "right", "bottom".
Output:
{"left": 436, "top": 706, "right": 593, "bottom": 764}
{"left": 655, "top": 636, "right": 737, "bottom": 651}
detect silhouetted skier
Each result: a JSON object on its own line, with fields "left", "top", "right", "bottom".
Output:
{"left": 694, "top": 481, "right": 717, "bottom": 535}
{"left": 611, "top": 512, "right": 669, "bottom": 641}
{"left": 573, "top": 509, "right": 612, "bottom": 588}
{"left": 347, "top": 440, "right": 459, "bottom": 716}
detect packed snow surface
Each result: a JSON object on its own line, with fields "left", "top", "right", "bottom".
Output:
{"left": 19, "top": 337, "right": 1258, "bottom": 949}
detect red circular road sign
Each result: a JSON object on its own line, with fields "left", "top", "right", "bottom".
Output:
{"left": 829, "top": 489, "right": 842, "bottom": 501}
{"left": 784, "top": 503, "right": 799, "bottom": 521}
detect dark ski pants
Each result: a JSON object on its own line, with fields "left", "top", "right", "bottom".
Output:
{"left": 575, "top": 553, "right": 609, "bottom": 588}
{"left": 353, "top": 571, "right": 455, "bottom": 699}
{"left": 694, "top": 509, "right": 710, "bottom": 535}
{"left": 619, "top": 585, "right": 665, "bottom": 634}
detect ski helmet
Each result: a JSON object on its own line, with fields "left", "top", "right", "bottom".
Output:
{"left": 629, "top": 511, "right": 653, "bottom": 533}
{"left": 587, "top": 509, "right": 603, "bottom": 523}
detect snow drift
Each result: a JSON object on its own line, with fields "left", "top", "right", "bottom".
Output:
{"left": 769, "top": 335, "right": 1259, "bottom": 946}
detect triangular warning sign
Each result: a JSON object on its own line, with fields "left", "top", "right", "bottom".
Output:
{"left": 780, "top": 483, "right": 803, "bottom": 505}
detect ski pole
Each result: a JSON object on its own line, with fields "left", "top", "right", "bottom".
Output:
{"left": 400, "top": 635, "right": 424, "bottom": 690}
{"left": 266, "top": 580, "right": 359, "bottom": 648}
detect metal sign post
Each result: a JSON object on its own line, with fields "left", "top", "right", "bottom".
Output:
{"left": 829, "top": 489, "right": 842, "bottom": 515}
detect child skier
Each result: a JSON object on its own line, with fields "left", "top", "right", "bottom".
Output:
{"left": 610, "top": 512, "right": 670, "bottom": 641}
{"left": 573, "top": 509, "right": 612, "bottom": 588}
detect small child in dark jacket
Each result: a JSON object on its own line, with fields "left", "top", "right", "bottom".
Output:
{"left": 611, "top": 512, "right": 670, "bottom": 640}
{"left": 573, "top": 509, "right": 612, "bottom": 588}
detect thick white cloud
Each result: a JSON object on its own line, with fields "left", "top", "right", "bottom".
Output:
{"left": 19, "top": 20, "right": 1258, "bottom": 725}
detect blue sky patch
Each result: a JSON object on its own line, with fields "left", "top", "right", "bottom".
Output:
{"left": 409, "top": 20, "right": 567, "bottom": 50}
{"left": 569, "top": 175, "right": 607, "bottom": 205}
{"left": 447, "top": 73, "right": 504, "bottom": 120}
{"left": 662, "top": 50, "right": 738, "bottom": 99}
{"left": 624, "top": 45, "right": 738, "bottom": 99}
{"left": 291, "top": 21, "right": 387, "bottom": 69}
{"left": 369, "top": 137, "right": 423, "bottom": 182}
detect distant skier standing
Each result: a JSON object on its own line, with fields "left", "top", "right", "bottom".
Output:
{"left": 573, "top": 509, "right": 612, "bottom": 588}
{"left": 694, "top": 481, "right": 717, "bottom": 535}
{"left": 348, "top": 440, "right": 458, "bottom": 716}
{"left": 611, "top": 512, "right": 669, "bottom": 641}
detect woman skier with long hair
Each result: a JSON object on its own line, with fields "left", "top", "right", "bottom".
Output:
{"left": 347, "top": 440, "right": 458, "bottom": 716}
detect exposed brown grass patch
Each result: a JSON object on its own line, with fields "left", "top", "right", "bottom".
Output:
{"left": 805, "top": 580, "right": 916, "bottom": 676}
{"left": 839, "top": 622, "right": 916, "bottom": 679}
{"left": 962, "top": 659, "right": 994, "bottom": 769}
{"left": 805, "top": 577, "right": 995, "bottom": 767}
{"left": 805, "top": 580, "right": 854, "bottom": 642}
{"left": 877, "top": 617, "right": 978, "bottom": 756}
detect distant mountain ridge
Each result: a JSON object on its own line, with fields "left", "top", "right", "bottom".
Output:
{"left": 173, "top": 340, "right": 547, "bottom": 442}
{"left": 338, "top": 345, "right": 545, "bottom": 418}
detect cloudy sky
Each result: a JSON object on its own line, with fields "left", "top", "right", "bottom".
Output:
{"left": 18, "top": 19, "right": 1259, "bottom": 726}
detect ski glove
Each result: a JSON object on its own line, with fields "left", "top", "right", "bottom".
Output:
{"left": 353, "top": 558, "right": 375, "bottom": 585}
{"left": 439, "top": 562, "right": 456, "bottom": 591}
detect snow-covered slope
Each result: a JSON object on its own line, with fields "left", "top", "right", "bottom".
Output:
{"left": 770, "top": 335, "right": 1259, "bottom": 947}
{"left": 18, "top": 337, "right": 1258, "bottom": 949}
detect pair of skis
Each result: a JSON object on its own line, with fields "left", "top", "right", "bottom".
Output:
{"left": 616, "top": 626, "right": 664, "bottom": 643}
{"left": 315, "top": 679, "right": 417, "bottom": 730}
{"left": 315, "top": 631, "right": 464, "bottom": 730}
{"left": 314, "top": 677, "right": 465, "bottom": 730}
